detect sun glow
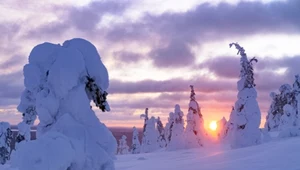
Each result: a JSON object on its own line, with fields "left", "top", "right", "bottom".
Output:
{"left": 209, "top": 121, "right": 217, "bottom": 131}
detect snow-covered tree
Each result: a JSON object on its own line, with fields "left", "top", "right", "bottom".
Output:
{"left": 184, "top": 110, "right": 200, "bottom": 148}
{"left": 216, "top": 117, "right": 228, "bottom": 140}
{"left": 293, "top": 75, "right": 300, "bottom": 117}
{"left": 12, "top": 38, "right": 117, "bottom": 170}
{"left": 140, "top": 108, "right": 149, "bottom": 133}
{"left": 278, "top": 104, "right": 300, "bottom": 138}
{"left": 141, "top": 117, "right": 159, "bottom": 153}
{"left": 164, "top": 112, "right": 175, "bottom": 144}
{"left": 168, "top": 105, "right": 185, "bottom": 150}
{"left": 229, "top": 43, "right": 261, "bottom": 149}
{"left": 131, "top": 127, "right": 141, "bottom": 154}
{"left": 118, "top": 135, "right": 129, "bottom": 155}
{"left": 0, "top": 122, "right": 12, "bottom": 165}
{"left": 156, "top": 117, "right": 166, "bottom": 148}
{"left": 188, "top": 85, "right": 204, "bottom": 146}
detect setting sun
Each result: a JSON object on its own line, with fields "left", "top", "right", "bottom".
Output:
{"left": 209, "top": 121, "right": 218, "bottom": 131}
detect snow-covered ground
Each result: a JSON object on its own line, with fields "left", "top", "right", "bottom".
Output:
{"left": 115, "top": 136, "right": 300, "bottom": 170}
{"left": 1, "top": 134, "right": 300, "bottom": 170}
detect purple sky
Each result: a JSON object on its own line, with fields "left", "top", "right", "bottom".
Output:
{"left": 0, "top": 0, "right": 300, "bottom": 128}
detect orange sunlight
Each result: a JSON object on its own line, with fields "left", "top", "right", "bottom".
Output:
{"left": 209, "top": 121, "right": 217, "bottom": 131}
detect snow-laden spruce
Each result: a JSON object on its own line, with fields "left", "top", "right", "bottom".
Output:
{"left": 228, "top": 43, "right": 261, "bottom": 149}
{"left": 184, "top": 110, "right": 200, "bottom": 148}
{"left": 278, "top": 104, "right": 300, "bottom": 138}
{"left": 216, "top": 117, "right": 227, "bottom": 141}
{"left": 118, "top": 135, "right": 129, "bottom": 155}
{"left": 293, "top": 75, "right": 300, "bottom": 120}
{"left": 12, "top": 38, "right": 117, "bottom": 170}
{"left": 132, "top": 127, "right": 141, "bottom": 154}
{"left": 140, "top": 108, "right": 149, "bottom": 133}
{"left": 167, "top": 104, "right": 185, "bottom": 150}
{"left": 141, "top": 117, "right": 159, "bottom": 153}
{"left": 187, "top": 85, "right": 204, "bottom": 146}
{"left": 265, "top": 75, "right": 300, "bottom": 131}
{"left": 0, "top": 122, "right": 12, "bottom": 165}
{"left": 156, "top": 117, "right": 166, "bottom": 148}
{"left": 164, "top": 112, "right": 175, "bottom": 145}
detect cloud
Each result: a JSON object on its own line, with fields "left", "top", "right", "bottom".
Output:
{"left": 24, "top": 0, "right": 132, "bottom": 38}
{"left": 113, "top": 51, "right": 145, "bottom": 63}
{"left": 108, "top": 77, "right": 235, "bottom": 94}
{"left": 149, "top": 40, "right": 195, "bottom": 67}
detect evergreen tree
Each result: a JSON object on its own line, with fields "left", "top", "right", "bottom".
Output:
{"left": 131, "top": 127, "right": 141, "bottom": 154}
{"left": 229, "top": 43, "right": 261, "bottom": 148}
{"left": 168, "top": 105, "right": 185, "bottom": 150}
{"left": 278, "top": 104, "right": 300, "bottom": 138}
{"left": 216, "top": 117, "right": 228, "bottom": 141}
{"left": 188, "top": 85, "right": 204, "bottom": 146}
{"left": 265, "top": 83, "right": 296, "bottom": 131}
{"left": 156, "top": 117, "right": 166, "bottom": 148}
{"left": 140, "top": 108, "right": 149, "bottom": 133}
{"left": 184, "top": 111, "right": 200, "bottom": 148}
{"left": 164, "top": 112, "right": 175, "bottom": 144}
{"left": 141, "top": 117, "right": 159, "bottom": 153}
{"left": 0, "top": 122, "right": 13, "bottom": 165}
{"left": 117, "top": 135, "right": 129, "bottom": 155}
{"left": 293, "top": 75, "right": 300, "bottom": 119}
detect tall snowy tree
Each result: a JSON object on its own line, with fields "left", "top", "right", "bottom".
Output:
{"left": 228, "top": 43, "right": 261, "bottom": 149}
{"left": 164, "top": 112, "right": 175, "bottom": 144}
{"left": 12, "top": 38, "right": 117, "bottom": 170}
{"left": 0, "top": 122, "right": 12, "bottom": 165}
{"left": 168, "top": 105, "right": 185, "bottom": 150}
{"left": 141, "top": 117, "right": 159, "bottom": 153}
{"left": 131, "top": 127, "right": 141, "bottom": 154}
{"left": 118, "top": 135, "right": 129, "bottom": 155}
{"left": 188, "top": 85, "right": 204, "bottom": 146}
{"left": 156, "top": 117, "right": 166, "bottom": 148}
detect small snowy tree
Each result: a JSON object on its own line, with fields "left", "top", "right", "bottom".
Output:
{"left": 118, "top": 135, "right": 129, "bottom": 155}
{"left": 131, "top": 127, "right": 141, "bottom": 154}
{"left": 278, "top": 104, "right": 300, "bottom": 138}
{"left": 168, "top": 104, "right": 185, "bottom": 150}
{"left": 293, "top": 75, "right": 300, "bottom": 119}
{"left": 216, "top": 117, "right": 228, "bottom": 141}
{"left": 229, "top": 43, "right": 261, "bottom": 149}
{"left": 156, "top": 117, "right": 166, "bottom": 148}
{"left": 164, "top": 112, "right": 175, "bottom": 144}
{"left": 141, "top": 117, "right": 159, "bottom": 153}
{"left": 187, "top": 85, "right": 204, "bottom": 146}
{"left": 0, "top": 122, "right": 13, "bottom": 165}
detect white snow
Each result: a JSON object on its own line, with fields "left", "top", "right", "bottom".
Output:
{"left": 114, "top": 137, "right": 300, "bottom": 170}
